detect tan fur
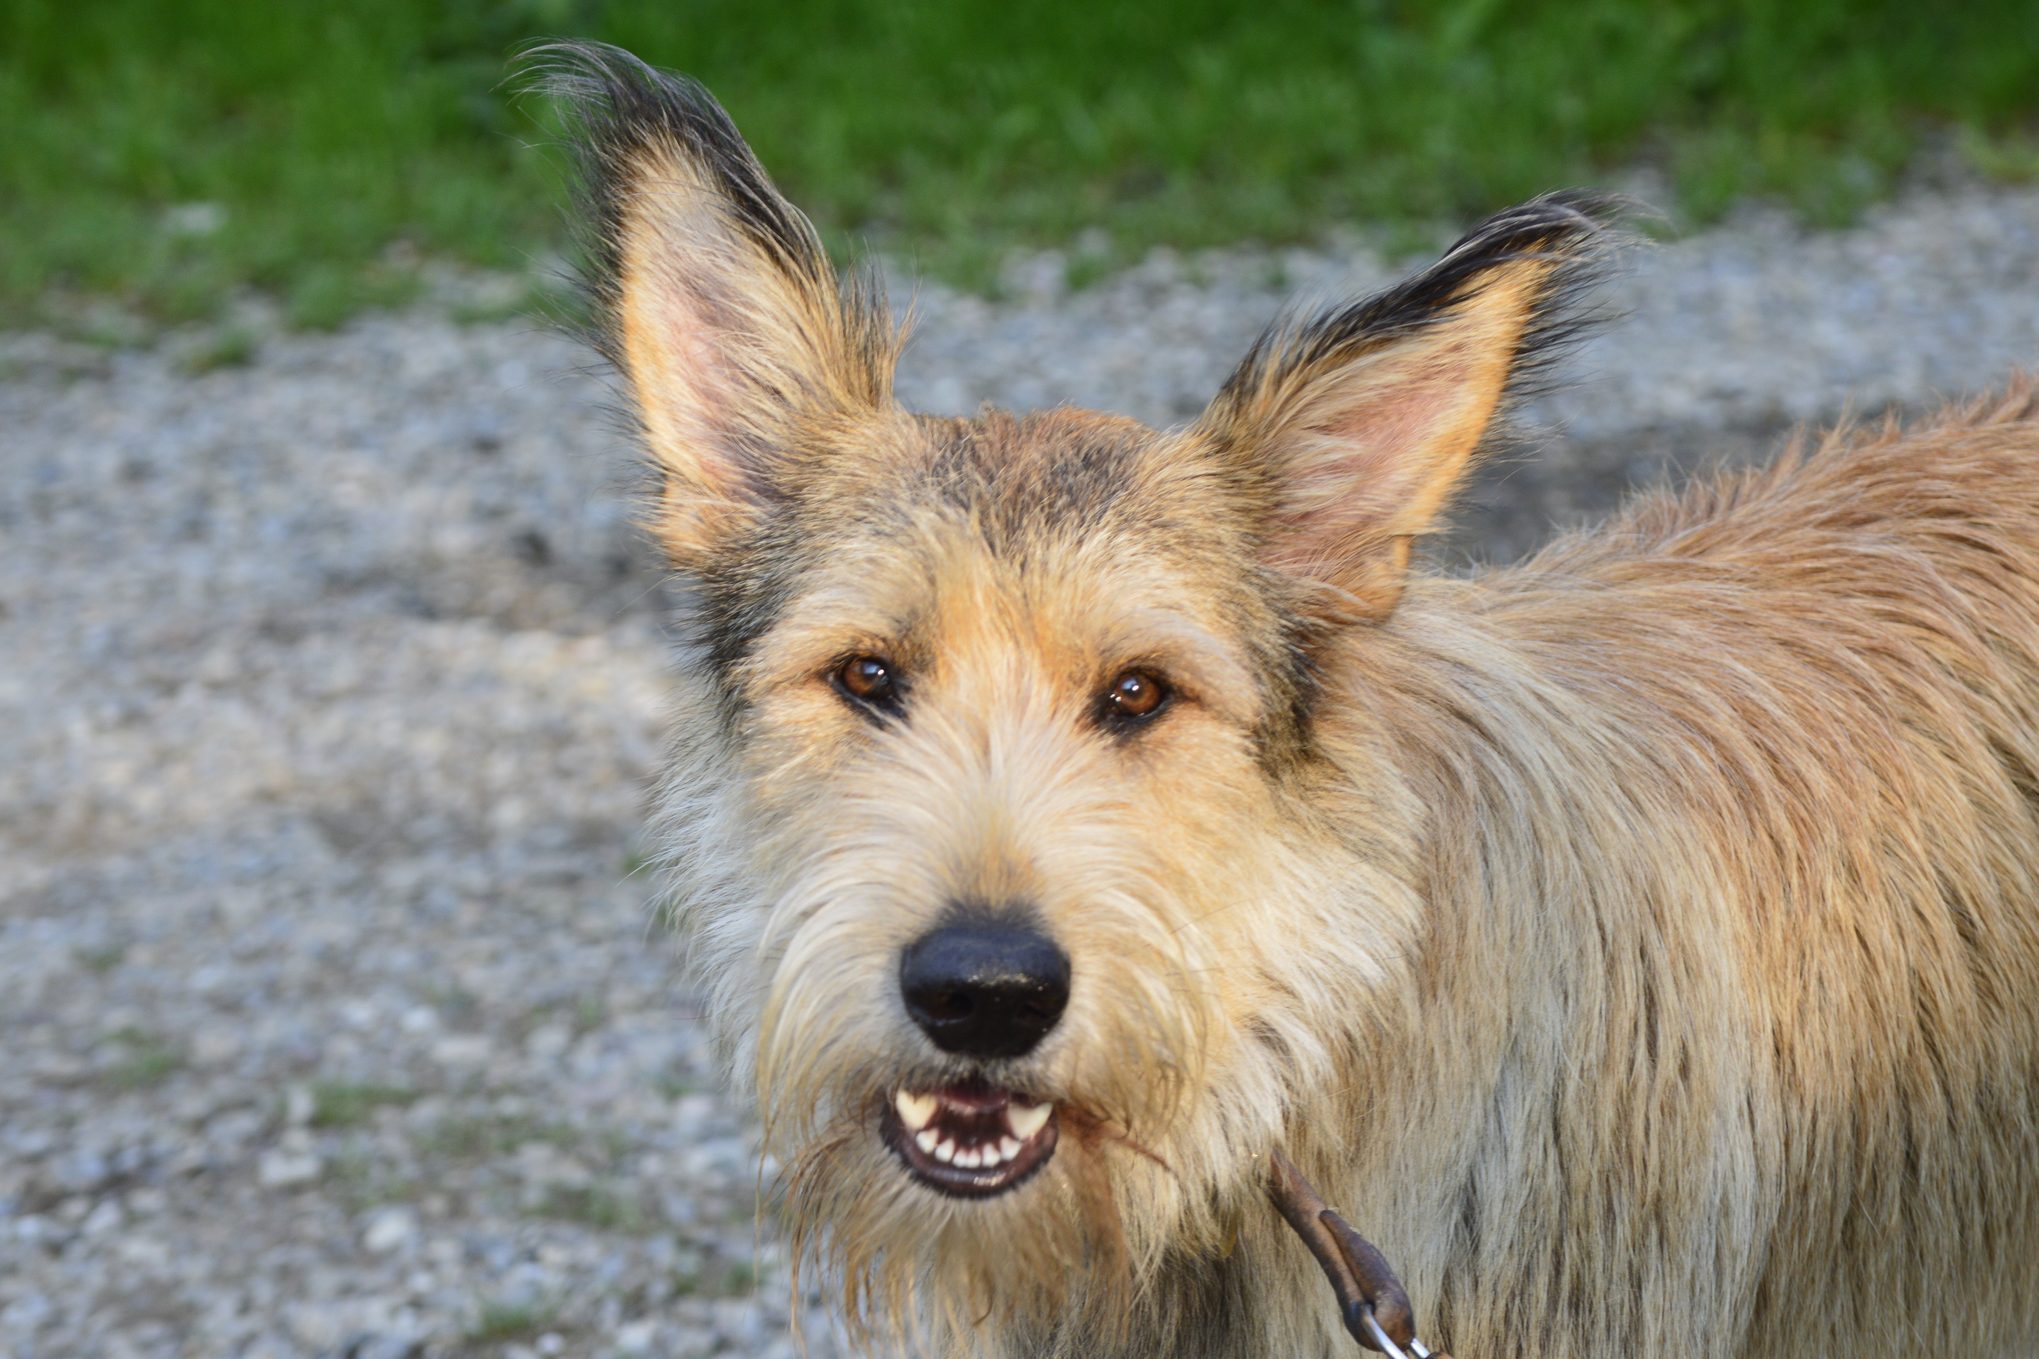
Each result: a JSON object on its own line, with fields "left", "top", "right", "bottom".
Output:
{"left": 559, "top": 47, "right": 2039, "bottom": 1359}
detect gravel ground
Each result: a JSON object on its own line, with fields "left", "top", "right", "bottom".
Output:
{"left": 3, "top": 180, "right": 2036, "bottom": 1359}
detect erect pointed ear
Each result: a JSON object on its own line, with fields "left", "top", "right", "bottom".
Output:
{"left": 1194, "top": 193, "right": 1614, "bottom": 621}
{"left": 535, "top": 44, "right": 902, "bottom": 567}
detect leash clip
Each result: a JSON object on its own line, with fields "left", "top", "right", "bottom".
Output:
{"left": 1360, "top": 1305, "right": 1435, "bottom": 1359}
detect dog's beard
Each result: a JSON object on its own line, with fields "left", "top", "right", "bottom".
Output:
{"left": 750, "top": 882, "right": 1228, "bottom": 1353}
{"left": 777, "top": 1106, "right": 1128, "bottom": 1352}
{"left": 662, "top": 701, "right": 1333, "bottom": 1352}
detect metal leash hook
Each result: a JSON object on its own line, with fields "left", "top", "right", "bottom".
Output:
{"left": 1267, "top": 1149, "right": 1453, "bottom": 1359}
{"left": 1361, "top": 1308, "right": 1434, "bottom": 1359}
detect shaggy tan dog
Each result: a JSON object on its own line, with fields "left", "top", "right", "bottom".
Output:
{"left": 541, "top": 44, "right": 2039, "bottom": 1359}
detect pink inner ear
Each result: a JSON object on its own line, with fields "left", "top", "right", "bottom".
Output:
{"left": 1273, "top": 368, "right": 1472, "bottom": 571}
{"left": 624, "top": 258, "right": 756, "bottom": 494}
{"left": 620, "top": 249, "right": 783, "bottom": 564}
{"left": 1230, "top": 252, "right": 1549, "bottom": 603}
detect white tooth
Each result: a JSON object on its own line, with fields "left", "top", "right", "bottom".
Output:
{"left": 1000, "top": 1136, "right": 1023, "bottom": 1158}
{"left": 1007, "top": 1101, "right": 1052, "bottom": 1140}
{"left": 934, "top": 1140, "right": 956, "bottom": 1164}
{"left": 915, "top": 1129, "right": 939, "bottom": 1154}
{"left": 895, "top": 1090, "right": 938, "bottom": 1132}
{"left": 955, "top": 1148, "right": 981, "bottom": 1168}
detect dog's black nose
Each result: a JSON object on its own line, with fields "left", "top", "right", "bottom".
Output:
{"left": 900, "top": 920, "right": 1071, "bottom": 1060}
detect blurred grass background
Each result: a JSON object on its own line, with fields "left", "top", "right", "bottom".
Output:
{"left": 1, "top": 0, "right": 2034, "bottom": 330}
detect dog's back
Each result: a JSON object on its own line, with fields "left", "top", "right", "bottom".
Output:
{"left": 1366, "top": 383, "right": 2039, "bottom": 1357}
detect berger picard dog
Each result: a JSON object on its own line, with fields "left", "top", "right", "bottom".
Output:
{"left": 538, "top": 44, "right": 2039, "bottom": 1359}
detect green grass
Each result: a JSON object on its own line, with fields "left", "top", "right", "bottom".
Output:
{"left": 325, "top": 1149, "right": 426, "bottom": 1213}
{"left": 672, "top": 1258, "right": 757, "bottom": 1299}
{"left": 74, "top": 943, "right": 127, "bottom": 974}
{"left": 3, "top": 0, "right": 2035, "bottom": 328}
{"left": 100, "top": 1027, "right": 184, "bottom": 1089}
{"left": 526, "top": 1182, "right": 647, "bottom": 1232}
{"left": 462, "top": 1299, "right": 561, "bottom": 1348}
{"left": 420, "top": 1110, "right": 583, "bottom": 1160}
{"left": 178, "top": 324, "right": 260, "bottom": 373}
{"left": 306, "top": 1080, "right": 420, "bottom": 1130}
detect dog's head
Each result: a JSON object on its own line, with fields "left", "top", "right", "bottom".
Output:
{"left": 541, "top": 43, "right": 1606, "bottom": 1348}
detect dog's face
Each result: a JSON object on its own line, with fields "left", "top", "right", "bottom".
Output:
{"left": 668, "top": 407, "right": 1357, "bottom": 1332}
{"left": 546, "top": 43, "right": 1603, "bottom": 1347}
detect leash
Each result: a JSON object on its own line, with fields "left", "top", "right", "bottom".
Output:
{"left": 1267, "top": 1150, "right": 1454, "bottom": 1359}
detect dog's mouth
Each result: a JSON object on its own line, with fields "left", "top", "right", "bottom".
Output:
{"left": 880, "top": 1079, "right": 1059, "bottom": 1199}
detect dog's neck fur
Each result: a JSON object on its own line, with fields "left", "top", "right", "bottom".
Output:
{"left": 1015, "top": 389, "right": 2039, "bottom": 1359}
{"left": 1383, "top": 393, "right": 2035, "bottom": 1357}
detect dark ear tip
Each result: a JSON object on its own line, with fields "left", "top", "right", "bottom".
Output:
{"left": 1445, "top": 189, "right": 1641, "bottom": 268}
{"left": 509, "top": 39, "right": 642, "bottom": 104}
{"left": 1200, "top": 187, "right": 1644, "bottom": 454}
{"left": 517, "top": 41, "right": 851, "bottom": 359}
{"left": 510, "top": 40, "right": 736, "bottom": 147}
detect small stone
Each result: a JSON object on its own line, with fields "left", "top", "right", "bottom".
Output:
{"left": 284, "top": 1301, "right": 349, "bottom": 1350}
{"left": 162, "top": 201, "right": 227, "bottom": 237}
{"left": 524, "top": 1022, "right": 571, "bottom": 1061}
{"left": 431, "top": 1035, "right": 490, "bottom": 1067}
{"left": 81, "top": 1199, "right": 125, "bottom": 1235}
{"left": 190, "top": 1023, "right": 244, "bottom": 1064}
{"left": 353, "top": 1333, "right": 425, "bottom": 1359}
{"left": 54, "top": 1151, "right": 113, "bottom": 1195}
{"left": 257, "top": 1149, "right": 323, "bottom": 1188}
{"left": 362, "top": 1206, "right": 420, "bottom": 1255}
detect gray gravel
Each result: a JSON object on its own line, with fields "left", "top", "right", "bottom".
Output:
{"left": 3, "top": 179, "right": 2036, "bottom": 1359}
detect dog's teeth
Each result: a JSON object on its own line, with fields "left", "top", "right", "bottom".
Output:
{"left": 1000, "top": 1136, "right": 1023, "bottom": 1158}
{"left": 915, "top": 1129, "right": 939, "bottom": 1154}
{"left": 934, "top": 1139, "right": 957, "bottom": 1164}
{"left": 1006, "top": 1101, "right": 1052, "bottom": 1140}
{"left": 895, "top": 1089, "right": 939, "bottom": 1132}
{"left": 955, "top": 1147, "right": 981, "bottom": 1168}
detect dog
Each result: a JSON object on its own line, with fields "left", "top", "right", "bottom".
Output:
{"left": 539, "top": 43, "right": 2039, "bottom": 1359}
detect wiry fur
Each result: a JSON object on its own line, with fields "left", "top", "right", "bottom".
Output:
{"left": 541, "top": 43, "right": 2039, "bottom": 1359}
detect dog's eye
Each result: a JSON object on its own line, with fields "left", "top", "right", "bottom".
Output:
{"left": 1101, "top": 669, "right": 1171, "bottom": 728}
{"left": 834, "top": 655, "right": 902, "bottom": 713}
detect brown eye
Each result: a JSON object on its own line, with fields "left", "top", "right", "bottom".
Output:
{"left": 1102, "top": 669, "right": 1170, "bottom": 726}
{"left": 834, "top": 655, "right": 901, "bottom": 712}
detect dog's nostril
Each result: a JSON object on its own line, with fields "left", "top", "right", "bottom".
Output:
{"left": 899, "top": 918, "right": 1071, "bottom": 1060}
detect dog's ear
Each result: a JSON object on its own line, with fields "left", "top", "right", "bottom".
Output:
{"left": 1196, "top": 194, "right": 1612, "bottom": 620}
{"left": 534, "top": 44, "right": 901, "bottom": 566}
